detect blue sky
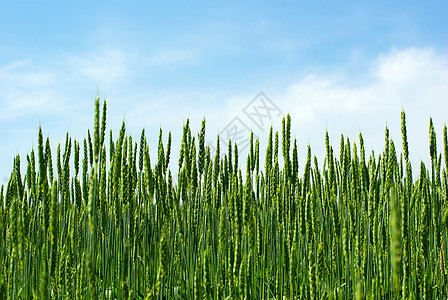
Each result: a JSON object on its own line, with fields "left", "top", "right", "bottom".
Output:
{"left": 1, "top": 1, "right": 448, "bottom": 184}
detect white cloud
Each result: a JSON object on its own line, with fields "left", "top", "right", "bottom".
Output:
{"left": 276, "top": 47, "right": 448, "bottom": 171}
{"left": 0, "top": 61, "right": 64, "bottom": 120}
{"left": 111, "top": 47, "right": 448, "bottom": 179}
{"left": 1, "top": 46, "right": 447, "bottom": 185}
{"left": 375, "top": 47, "right": 447, "bottom": 85}
{"left": 66, "top": 49, "right": 136, "bottom": 87}
{"left": 280, "top": 48, "right": 447, "bottom": 120}
{"left": 0, "top": 60, "right": 56, "bottom": 87}
{"left": 0, "top": 47, "right": 197, "bottom": 121}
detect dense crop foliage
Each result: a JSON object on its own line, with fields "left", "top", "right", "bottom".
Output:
{"left": 1, "top": 98, "right": 448, "bottom": 299}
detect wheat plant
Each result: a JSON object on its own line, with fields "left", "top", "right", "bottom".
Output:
{"left": 0, "top": 98, "right": 447, "bottom": 299}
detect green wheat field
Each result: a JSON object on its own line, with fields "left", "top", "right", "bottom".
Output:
{"left": 1, "top": 98, "right": 448, "bottom": 299}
